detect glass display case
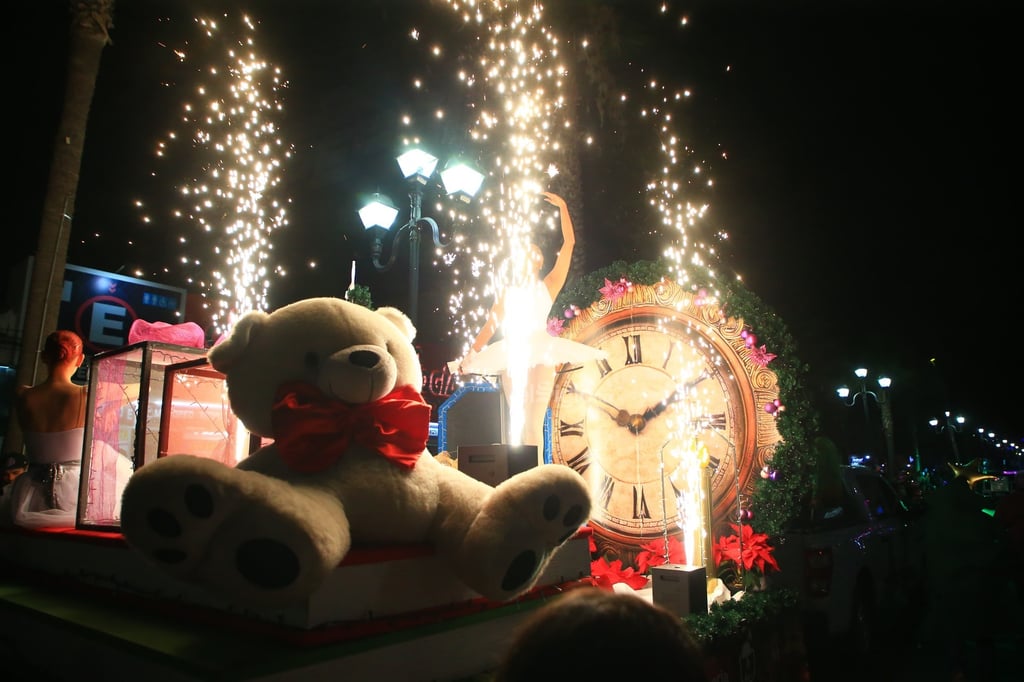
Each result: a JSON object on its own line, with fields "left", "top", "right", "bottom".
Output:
{"left": 158, "top": 357, "right": 261, "bottom": 467}
{"left": 77, "top": 341, "right": 210, "bottom": 530}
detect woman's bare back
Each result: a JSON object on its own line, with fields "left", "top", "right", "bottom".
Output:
{"left": 16, "top": 382, "right": 87, "bottom": 433}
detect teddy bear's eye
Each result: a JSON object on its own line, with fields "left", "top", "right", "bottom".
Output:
{"left": 303, "top": 351, "right": 320, "bottom": 373}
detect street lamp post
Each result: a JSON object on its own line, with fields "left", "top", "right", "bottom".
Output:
{"left": 929, "top": 411, "right": 965, "bottom": 462}
{"left": 836, "top": 367, "right": 895, "bottom": 476}
{"left": 359, "top": 148, "right": 484, "bottom": 324}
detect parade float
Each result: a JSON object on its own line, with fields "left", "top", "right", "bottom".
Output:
{"left": 3, "top": 1, "right": 821, "bottom": 678}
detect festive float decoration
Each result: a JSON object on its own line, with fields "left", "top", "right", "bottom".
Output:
{"left": 120, "top": 297, "right": 592, "bottom": 607}
{"left": 553, "top": 259, "right": 817, "bottom": 588}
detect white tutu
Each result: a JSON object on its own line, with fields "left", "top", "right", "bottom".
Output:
{"left": 1, "top": 428, "right": 132, "bottom": 529}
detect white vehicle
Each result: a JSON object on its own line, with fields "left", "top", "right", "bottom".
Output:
{"left": 766, "top": 465, "right": 927, "bottom": 656}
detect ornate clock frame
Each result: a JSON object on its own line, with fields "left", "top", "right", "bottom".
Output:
{"left": 549, "top": 279, "right": 782, "bottom": 568}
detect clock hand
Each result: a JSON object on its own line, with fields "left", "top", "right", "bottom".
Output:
{"left": 640, "top": 391, "right": 680, "bottom": 423}
{"left": 639, "top": 369, "right": 711, "bottom": 423}
{"left": 570, "top": 387, "right": 632, "bottom": 428}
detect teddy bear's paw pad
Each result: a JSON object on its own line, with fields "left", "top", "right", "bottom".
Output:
{"left": 194, "top": 506, "right": 338, "bottom": 604}
{"left": 121, "top": 469, "right": 245, "bottom": 575}
{"left": 541, "top": 493, "right": 588, "bottom": 544}
{"left": 497, "top": 472, "right": 590, "bottom": 548}
{"left": 501, "top": 550, "right": 540, "bottom": 592}
{"left": 144, "top": 483, "right": 215, "bottom": 543}
{"left": 235, "top": 537, "right": 301, "bottom": 589}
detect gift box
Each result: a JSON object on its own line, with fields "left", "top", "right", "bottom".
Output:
{"left": 158, "top": 357, "right": 263, "bottom": 467}
{"left": 78, "top": 341, "right": 212, "bottom": 530}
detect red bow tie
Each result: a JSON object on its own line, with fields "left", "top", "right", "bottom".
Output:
{"left": 271, "top": 381, "right": 431, "bottom": 473}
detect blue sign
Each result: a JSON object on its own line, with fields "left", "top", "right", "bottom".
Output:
{"left": 58, "top": 264, "right": 188, "bottom": 353}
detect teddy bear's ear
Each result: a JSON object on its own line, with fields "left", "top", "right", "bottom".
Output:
{"left": 207, "top": 310, "right": 269, "bottom": 372}
{"left": 375, "top": 306, "right": 416, "bottom": 342}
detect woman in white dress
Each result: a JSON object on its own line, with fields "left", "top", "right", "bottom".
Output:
{"left": 457, "top": 192, "right": 606, "bottom": 460}
{"left": 3, "top": 330, "right": 130, "bottom": 528}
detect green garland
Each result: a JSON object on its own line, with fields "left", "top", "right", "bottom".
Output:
{"left": 553, "top": 259, "right": 820, "bottom": 538}
{"left": 684, "top": 587, "right": 799, "bottom": 643}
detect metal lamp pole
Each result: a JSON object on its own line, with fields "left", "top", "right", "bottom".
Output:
{"left": 837, "top": 368, "right": 895, "bottom": 476}
{"left": 359, "top": 148, "right": 483, "bottom": 325}
{"left": 929, "top": 411, "right": 964, "bottom": 463}
{"left": 877, "top": 376, "right": 895, "bottom": 475}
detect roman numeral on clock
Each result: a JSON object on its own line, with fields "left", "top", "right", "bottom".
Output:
{"left": 599, "top": 474, "right": 614, "bottom": 508}
{"left": 559, "top": 419, "right": 584, "bottom": 439}
{"left": 707, "top": 412, "right": 727, "bottom": 430}
{"left": 623, "top": 334, "right": 642, "bottom": 365}
{"left": 565, "top": 447, "right": 590, "bottom": 474}
{"left": 670, "top": 478, "right": 682, "bottom": 498}
{"left": 633, "top": 485, "right": 651, "bottom": 519}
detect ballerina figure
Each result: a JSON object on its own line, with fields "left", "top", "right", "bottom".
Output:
{"left": 456, "top": 192, "right": 606, "bottom": 462}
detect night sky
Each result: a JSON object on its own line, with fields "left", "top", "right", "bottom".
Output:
{"left": 10, "top": 1, "right": 1019, "bottom": 460}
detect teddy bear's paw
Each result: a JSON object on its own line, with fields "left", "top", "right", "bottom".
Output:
{"left": 496, "top": 464, "right": 591, "bottom": 546}
{"left": 121, "top": 456, "right": 347, "bottom": 604}
{"left": 121, "top": 456, "right": 245, "bottom": 576}
{"left": 463, "top": 465, "right": 591, "bottom": 599}
{"left": 196, "top": 502, "right": 345, "bottom": 604}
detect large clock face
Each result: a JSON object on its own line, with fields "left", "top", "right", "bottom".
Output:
{"left": 549, "top": 281, "right": 780, "bottom": 568}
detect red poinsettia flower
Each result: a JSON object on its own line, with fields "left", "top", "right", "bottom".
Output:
{"left": 712, "top": 532, "right": 741, "bottom": 567}
{"left": 635, "top": 535, "right": 686, "bottom": 573}
{"left": 590, "top": 556, "right": 650, "bottom": 591}
{"left": 713, "top": 523, "right": 779, "bottom": 575}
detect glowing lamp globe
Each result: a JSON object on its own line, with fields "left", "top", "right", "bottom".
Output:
{"left": 441, "top": 162, "right": 485, "bottom": 203}
{"left": 396, "top": 148, "right": 439, "bottom": 185}
{"left": 358, "top": 193, "right": 399, "bottom": 230}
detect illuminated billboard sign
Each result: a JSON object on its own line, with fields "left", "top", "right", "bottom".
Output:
{"left": 59, "top": 264, "right": 188, "bottom": 353}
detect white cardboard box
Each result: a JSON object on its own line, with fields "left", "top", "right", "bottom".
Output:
{"left": 650, "top": 563, "right": 707, "bottom": 617}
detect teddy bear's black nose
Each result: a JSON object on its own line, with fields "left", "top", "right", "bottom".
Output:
{"left": 349, "top": 349, "right": 380, "bottom": 368}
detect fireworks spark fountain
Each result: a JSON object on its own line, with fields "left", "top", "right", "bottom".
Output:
{"left": 413, "top": 2, "right": 735, "bottom": 558}
{"left": 398, "top": 1, "right": 572, "bottom": 445}
{"left": 134, "top": 13, "right": 292, "bottom": 335}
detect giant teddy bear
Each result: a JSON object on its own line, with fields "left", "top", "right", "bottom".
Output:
{"left": 120, "top": 297, "right": 591, "bottom": 606}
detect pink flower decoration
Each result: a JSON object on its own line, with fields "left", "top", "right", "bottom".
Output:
{"left": 599, "top": 277, "right": 633, "bottom": 302}
{"left": 547, "top": 316, "right": 565, "bottom": 336}
{"left": 749, "top": 344, "right": 777, "bottom": 367}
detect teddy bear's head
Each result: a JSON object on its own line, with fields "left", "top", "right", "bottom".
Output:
{"left": 207, "top": 297, "right": 421, "bottom": 438}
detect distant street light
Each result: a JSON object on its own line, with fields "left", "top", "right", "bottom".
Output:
{"left": 837, "top": 367, "right": 895, "bottom": 476}
{"left": 929, "top": 411, "right": 965, "bottom": 462}
{"left": 359, "top": 147, "right": 484, "bottom": 324}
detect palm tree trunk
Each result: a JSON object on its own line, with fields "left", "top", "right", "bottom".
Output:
{"left": 7, "top": 1, "right": 114, "bottom": 453}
